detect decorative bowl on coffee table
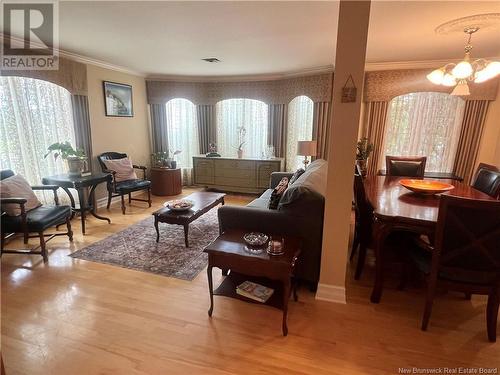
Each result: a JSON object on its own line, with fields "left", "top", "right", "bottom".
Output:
{"left": 165, "top": 199, "right": 194, "bottom": 211}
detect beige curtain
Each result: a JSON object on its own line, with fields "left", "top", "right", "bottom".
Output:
{"left": 362, "top": 101, "right": 389, "bottom": 175}
{"left": 312, "top": 102, "right": 330, "bottom": 160}
{"left": 452, "top": 100, "right": 490, "bottom": 184}
{"left": 196, "top": 104, "right": 216, "bottom": 154}
{"left": 268, "top": 103, "right": 287, "bottom": 158}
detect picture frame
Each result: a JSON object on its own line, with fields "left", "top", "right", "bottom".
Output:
{"left": 103, "top": 81, "right": 134, "bottom": 117}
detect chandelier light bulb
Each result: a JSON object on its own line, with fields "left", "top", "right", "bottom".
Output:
{"left": 451, "top": 60, "right": 473, "bottom": 79}
{"left": 441, "top": 73, "right": 457, "bottom": 87}
{"left": 474, "top": 61, "right": 500, "bottom": 83}
{"left": 426, "top": 69, "right": 445, "bottom": 85}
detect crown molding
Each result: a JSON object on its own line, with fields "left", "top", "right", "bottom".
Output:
{"left": 146, "top": 65, "right": 334, "bottom": 83}
{"left": 365, "top": 56, "right": 500, "bottom": 71}
{"left": 1, "top": 33, "right": 146, "bottom": 77}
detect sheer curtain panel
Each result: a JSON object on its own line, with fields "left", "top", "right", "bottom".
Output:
{"left": 286, "top": 96, "right": 314, "bottom": 171}
{"left": 165, "top": 98, "right": 199, "bottom": 185}
{"left": 0, "top": 76, "right": 76, "bottom": 202}
{"left": 216, "top": 98, "right": 268, "bottom": 158}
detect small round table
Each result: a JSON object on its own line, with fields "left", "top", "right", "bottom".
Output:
{"left": 150, "top": 168, "right": 182, "bottom": 196}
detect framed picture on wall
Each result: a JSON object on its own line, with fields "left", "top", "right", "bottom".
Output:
{"left": 103, "top": 81, "right": 134, "bottom": 117}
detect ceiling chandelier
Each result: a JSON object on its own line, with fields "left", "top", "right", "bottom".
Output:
{"left": 427, "top": 27, "right": 500, "bottom": 96}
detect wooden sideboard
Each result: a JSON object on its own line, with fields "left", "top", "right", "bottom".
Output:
{"left": 193, "top": 156, "right": 283, "bottom": 193}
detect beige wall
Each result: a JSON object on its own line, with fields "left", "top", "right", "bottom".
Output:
{"left": 476, "top": 84, "right": 500, "bottom": 168}
{"left": 86, "top": 64, "right": 150, "bottom": 199}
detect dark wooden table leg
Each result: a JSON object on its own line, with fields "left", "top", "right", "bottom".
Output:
{"left": 207, "top": 265, "right": 214, "bottom": 316}
{"left": 154, "top": 216, "right": 160, "bottom": 243}
{"left": 183, "top": 223, "right": 189, "bottom": 247}
{"left": 282, "top": 277, "right": 291, "bottom": 336}
{"left": 370, "top": 221, "right": 390, "bottom": 303}
{"left": 88, "top": 183, "right": 111, "bottom": 223}
{"left": 62, "top": 187, "right": 76, "bottom": 219}
{"left": 77, "top": 188, "right": 86, "bottom": 234}
{"left": 293, "top": 278, "right": 299, "bottom": 302}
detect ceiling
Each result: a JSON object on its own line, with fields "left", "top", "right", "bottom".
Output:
{"left": 51, "top": 1, "right": 500, "bottom": 77}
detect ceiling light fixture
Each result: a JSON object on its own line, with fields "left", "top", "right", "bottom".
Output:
{"left": 427, "top": 27, "right": 500, "bottom": 96}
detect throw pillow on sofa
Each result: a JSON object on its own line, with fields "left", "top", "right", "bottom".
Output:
{"left": 103, "top": 158, "right": 138, "bottom": 182}
{"left": 0, "top": 174, "right": 42, "bottom": 216}
{"left": 268, "top": 177, "right": 289, "bottom": 209}
{"left": 292, "top": 159, "right": 327, "bottom": 197}
{"left": 289, "top": 168, "right": 305, "bottom": 185}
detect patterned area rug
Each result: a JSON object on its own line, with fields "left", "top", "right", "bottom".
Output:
{"left": 70, "top": 208, "right": 219, "bottom": 280}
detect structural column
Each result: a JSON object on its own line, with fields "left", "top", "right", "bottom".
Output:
{"left": 316, "top": 0, "right": 371, "bottom": 303}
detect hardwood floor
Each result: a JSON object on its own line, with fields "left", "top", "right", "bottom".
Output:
{"left": 2, "top": 189, "right": 499, "bottom": 375}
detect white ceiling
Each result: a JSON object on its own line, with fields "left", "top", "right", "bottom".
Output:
{"left": 52, "top": 1, "right": 500, "bottom": 77}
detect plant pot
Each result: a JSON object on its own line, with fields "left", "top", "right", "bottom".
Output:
{"left": 170, "top": 161, "right": 177, "bottom": 169}
{"left": 237, "top": 149, "right": 243, "bottom": 159}
{"left": 356, "top": 159, "right": 368, "bottom": 176}
{"left": 67, "top": 157, "right": 86, "bottom": 177}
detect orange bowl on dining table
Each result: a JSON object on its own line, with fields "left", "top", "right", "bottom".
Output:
{"left": 399, "top": 179, "right": 455, "bottom": 195}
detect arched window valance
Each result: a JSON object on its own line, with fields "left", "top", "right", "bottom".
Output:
{"left": 0, "top": 56, "right": 87, "bottom": 95}
{"left": 146, "top": 72, "right": 333, "bottom": 105}
{"left": 364, "top": 69, "right": 499, "bottom": 102}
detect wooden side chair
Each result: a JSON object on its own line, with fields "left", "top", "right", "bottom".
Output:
{"left": 386, "top": 156, "right": 427, "bottom": 177}
{"left": 0, "top": 170, "right": 73, "bottom": 262}
{"left": 407, "top": 195, "right": 500, "bottom": 342}
{"left": 97, "top": 152, "right": 152, "bottom": 214}
{"left": 472, "top": 163, "right": 500, "bottom": 198}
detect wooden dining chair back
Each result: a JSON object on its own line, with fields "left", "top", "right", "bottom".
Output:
{"left": 386, "top": 156, "right": 427, "bottom": 178}
{"left": 421, "top": 195, "right": 500, "bottom": 341}
{"left": 350, "top": 165, "right": 374, "bottom": 279}
{"left": 471, "top": 163, "right": 500, "bottom": 198}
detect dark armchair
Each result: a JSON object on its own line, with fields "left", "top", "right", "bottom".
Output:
{"left": 97, "top": 152, "right": 152, "bottom": 214}
{"left": 0, "top": 170, "right": 73, "bottom": 262}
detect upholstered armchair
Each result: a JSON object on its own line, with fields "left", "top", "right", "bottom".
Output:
{"left": 0, "top": 170, "right": 73, "bottom": 262}
{"left": 97, "top": 152, "right": 152, "bottom": 214}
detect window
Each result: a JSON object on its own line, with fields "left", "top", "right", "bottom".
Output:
{"left": 382, "top": 92, "right": 465, "bottom": 173}
{"left": 165, "top": 98, "right": 199, "bottom": 182}
{"left": 216, "top": 98, "right": 268, "bottom": 158}
{"left": 286, "top": 95, "right": 314, "bottom": 171}
{"left": 0, "top": 76, "right": 76, "bottom": 200}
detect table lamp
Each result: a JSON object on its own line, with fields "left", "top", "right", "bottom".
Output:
{"left": 297, "top": 140, "right": 317, "bottom": 169}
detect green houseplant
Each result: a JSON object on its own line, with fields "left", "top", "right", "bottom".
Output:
{"left": 356, "top": 137, "right": 374, "bottom": 176}
{"left": 45, "top": 142, "right": 87, "bottom": 176}
{"left": 151, "top": 149, "right": 181, "bottom": 169}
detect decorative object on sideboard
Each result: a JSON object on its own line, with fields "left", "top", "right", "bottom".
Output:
{"left": 44, "top": 141, "right": 87, "bottom": 177}
{"left": 356, "top": 137, "right": 374, "bottom": 176}
{"left": 151, "top": 150, "right": 181, "bottom": 169}
{"left": 236, "top": 126, "right": 246, "bottom": 159}
{"left": 427, "top": 25, "right": 500, "bottom": 96}
{"left": 103, "top": 81, "right": 133, "bottom": 117}
{"left": 206, "top": 143, "right": 221, "bottom": 157}
{"left": 341, "top": 74, "right": 357, "bottom": 103}
{"left": 264, "top": 145, "right": 275, "bottom": 159}
{"left": 297, "top": 140, "right": 317, "bottom": 169}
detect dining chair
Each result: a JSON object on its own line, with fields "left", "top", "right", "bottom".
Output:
{"left": 97, "top": 152, "right": 152, "bottom": 214}
{"left": 471, "top": 163, "right": 500, "bottom": 198}
{"left": 407, "top": 195, "right": 500, "bottom": 342}
{"left": 386, "top": 156, "right": 427, "bottom": 178}
{"left": 350, "top": 165, "right": 414, "bottom": 280}
{"left": 0, "top": 170, "right": 73, "bottom": 262}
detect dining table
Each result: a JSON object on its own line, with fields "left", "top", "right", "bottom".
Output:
{"left": 363, "top": 175, "right": 497, "bottom": 303}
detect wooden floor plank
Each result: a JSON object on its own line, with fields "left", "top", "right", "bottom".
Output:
{"left": 2, "top": 189, "right": 499, "bottom": 374}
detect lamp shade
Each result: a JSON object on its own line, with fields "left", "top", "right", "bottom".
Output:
{"left": 297, "top": 140, "right": 317, "bottom": 156}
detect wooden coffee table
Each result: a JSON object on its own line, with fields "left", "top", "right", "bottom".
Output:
{"left": 153, "top": 192, "right": 225, "bottom": 247}
{"left": 203, "top": 229, "right": 301, "bottom": 336}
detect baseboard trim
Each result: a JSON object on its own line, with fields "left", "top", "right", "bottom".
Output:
{"left": 315, "top": 283, "right": 346, "bottom": 304}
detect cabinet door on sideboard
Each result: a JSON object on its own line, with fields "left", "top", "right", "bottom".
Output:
{"left": 257, "top": 161, "right": 281, "bottom": 188}
{"left": 193, "top": 158, "right": 214, "bottom": 184}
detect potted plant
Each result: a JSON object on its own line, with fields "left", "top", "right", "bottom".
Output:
{"left": 356, "top": 137, "right": 374, "bottom": 176}
{"left": 235, "top": 126, "right": 246, "bottom": 159}
{"left": 45, "top": 142, "right": 87, "bottom": 176}
{"left": 151, "top": 149, "right": 181, "bottom": 169}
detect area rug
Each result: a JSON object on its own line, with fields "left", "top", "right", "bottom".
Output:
{"left": 70, "top": 208, "right": 219, "bottom": 280}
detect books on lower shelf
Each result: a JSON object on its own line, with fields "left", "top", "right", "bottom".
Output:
{"left": 236, "top": 281, "right": 274, "bottom": 303}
